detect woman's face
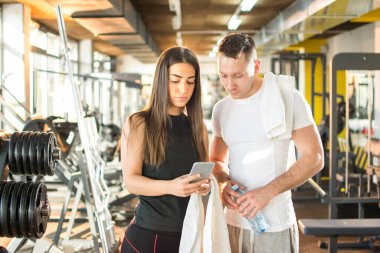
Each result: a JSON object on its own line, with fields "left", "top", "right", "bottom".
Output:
{"left": 167, "top": 62, "right": 196, "bottom": 115}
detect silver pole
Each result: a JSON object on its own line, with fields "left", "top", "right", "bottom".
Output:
{"left": 56, "top": 6, "right": 115, "bottom": 252}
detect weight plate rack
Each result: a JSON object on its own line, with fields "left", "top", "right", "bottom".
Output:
{"left": 7, "top": 131, "right": 61, "bottom": 176}
{"left": 0, "top": 181, "right": 50, "bottom": 238}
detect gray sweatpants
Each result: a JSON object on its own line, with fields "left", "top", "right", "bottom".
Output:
{"left": 227, "top": 223, "right": 299, "bottom": 253}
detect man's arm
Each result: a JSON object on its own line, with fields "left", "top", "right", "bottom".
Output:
{"left": 237, "top": 124, "right": 324, "bottom": 217}
{"left": 269, "top": 124, "right": 324, "bottom": 193}
{"left": 209, "top": 136, "right": 229, "bottom": 183}
{"left": 210, "top": 135, "right": 240, "bottom": 209}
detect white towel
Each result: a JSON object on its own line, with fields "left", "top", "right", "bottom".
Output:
{"left": 179, "top": 176, "right": 231, "bottom": 253}
{"left": 260, "top": 72, "right": 295, "bottom": 140}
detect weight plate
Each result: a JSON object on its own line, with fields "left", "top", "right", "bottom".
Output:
{"left": 0, "top": 182, "right": 14, "bottom": 237}
{"left": 9, "top": 181, "right": 24, "bottom": 237}
{"left": 22, "top": 132, "right": 32, "bottom": 175}
{"left": 0, "top": 181, "right": 6, "bottom": 236}
{"left": 36, "top": 133, "right": 46, "bottom": 175}
{"left": 8, "top": 132, "right": 20, "bottom": 174}
{"left": 28, "top": 133, "right": 38, "bottom": 175}
{"left": 18, "top": 182, "right": 33, "bottom": 237}
{"left": 43, "top": 133, "right": 50, "bottom": 175}
{"left": 28, "top": 182, "right": 41, "bottom": 238}
{"left": 32, "top": 183, "right": 48, "bottom": 238}
{"left": 37, "top": 184, "right": 49, "bottom": 237}
{"left": 15, "top": 132, "right": 26, "bottom": 174}
{"left": 45, "top": 133, "right": 55, "bottom": 176}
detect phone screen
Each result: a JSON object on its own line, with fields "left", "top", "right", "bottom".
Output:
{"left": 189, "top": 162, "right": 215, "bottom": 183}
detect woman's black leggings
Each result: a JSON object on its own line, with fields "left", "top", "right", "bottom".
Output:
{"left": 121, "top": 224, "right": 181, "bottom": 253}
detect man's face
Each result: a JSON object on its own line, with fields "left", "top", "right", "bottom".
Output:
{"left": 217, "top": 53, "right": 260, "bottom": 99}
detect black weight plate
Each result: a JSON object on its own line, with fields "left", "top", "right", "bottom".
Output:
{"left": 28, "top": 182, "right": 41, "bottom": 238}
{"left": 34, "top": 183, "right": 48, "bottom": 238}
{"left": 39, "top": 132, "right": 48, "bottom": 175}
{"left": 42, "top": 133, "right": 50, "bottom": 176}
{"left": 32, "top": 133, "right": 40, "bottom": 175}
{"left": 0, "top": 182, "right": 14, "bottom": 237}
{"left": 15, "top": 132, "right": 26, "bottom": 174}
{"left": 0, "top": 181, "right": 6, "bottom": 236}
{"left": 46, "top": 133, "right": 55, "bottom": 175}
{"left": 18, "top": 182, "right": 33, "bottom": 237}
{"left": 44, "top": 133, "right": 55, "bottom": 176}
{"left": 8, "top": 132, "right": 20, "bottom": 174}
{"left": 36, "top": 133, "right": 46, "bottom": 175}
{"left": 27, "top": 131, "right": 35, "bottom": 175}
{"left": 52, "top": 134, "right": 59, "bottom": 173}
{"left": 22, "top": 132, "right": 32, "bottom": 175}
{"left": 28, "top": 133, "right": 38, "bottom": 175}
{"left": 9, "top": 181, "right": 24, "bottom": 237}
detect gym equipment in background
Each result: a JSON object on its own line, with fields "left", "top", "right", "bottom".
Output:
{"left": 298, "top": 52, "right": 380, "bottom": 253}
{"left": 0, "top": 131, "right": 62, "bottom": 252}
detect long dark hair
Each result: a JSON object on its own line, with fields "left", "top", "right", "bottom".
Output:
{"left": 129, "top": 47, "right": 206, "bottom": 167}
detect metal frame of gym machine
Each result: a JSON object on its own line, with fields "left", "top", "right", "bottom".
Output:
{"left": 326, "top": 52, "right": 380, "bottom": 252}
{"left": 271, "top": 52, "right": 327, "bottom": 119}
{"left": 54, "top": 6, "right": 116, "bottom": 252}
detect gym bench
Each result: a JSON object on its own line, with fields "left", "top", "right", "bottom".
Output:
{"left": 298, "top": 218, "right": 380, "bottom": 253}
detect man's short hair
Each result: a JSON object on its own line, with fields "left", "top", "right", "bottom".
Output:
{"left": 218, "top": 33, "right": 256, "bottom": 61}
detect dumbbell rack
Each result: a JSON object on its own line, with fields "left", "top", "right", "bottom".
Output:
{"left": 55, "top": 5, "right": 116, "bottom": 253}
{"left": 0, "top": 131, "right": 63, "bottom": 253}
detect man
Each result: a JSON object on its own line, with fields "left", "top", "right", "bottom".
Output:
{"left": 210, "top": 33, "right": 324, "bottom": 252}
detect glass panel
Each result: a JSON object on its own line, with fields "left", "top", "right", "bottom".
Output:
{"left": 69, "top": 40, "right": 78, "bottom": 61}
{"left": 30, "top": 29, "right": 47, "bottom": 51}
{"left": 347, "top": 71, "right": 376, "bottom": 148}
{"left": 47, "top": 32, "right": 60, "bottom": 57}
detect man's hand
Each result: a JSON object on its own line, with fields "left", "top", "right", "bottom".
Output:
{"left": 236, "top": 186, "right": 274, "bottom": 218}
{"left": 221, "top": 180, "right": 243, "bottom": 209}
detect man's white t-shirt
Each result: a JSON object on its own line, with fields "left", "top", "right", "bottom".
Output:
{"left": 211, "top": 74, "right": 315, "bottom": 232}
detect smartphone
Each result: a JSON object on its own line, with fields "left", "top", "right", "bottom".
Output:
{"left": 189, "top": 162, "right": 215, "bottom": 183}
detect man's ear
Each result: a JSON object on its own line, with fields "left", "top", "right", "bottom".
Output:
{"left": 254, "top": 59, "right": 261, "bottom": 75}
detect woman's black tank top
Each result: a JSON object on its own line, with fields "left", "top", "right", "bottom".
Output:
{"left": 134, "top": 114, "right": 199, "bottom": 232}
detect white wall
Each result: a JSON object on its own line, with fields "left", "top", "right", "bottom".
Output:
{"left": 79, "top": 39, "right": 92, "bottom": 74}
{"left": 327, "top": 23, "right": 375, "bottom": 62}
{"left": 117, "top": 54, "right": 155, "bottom": 75}
{"left": 2, "top": 4, "right": 25, "bottom": 98}
{"left": 2, "top": 4, "right": 26, "bottom": 130}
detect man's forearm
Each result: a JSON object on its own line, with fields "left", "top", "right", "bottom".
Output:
{"left": 212, "top": 161, "right": 230, "bottom": 183}
{"left": 264, "top": 153, "right": 324, "bottom": 197}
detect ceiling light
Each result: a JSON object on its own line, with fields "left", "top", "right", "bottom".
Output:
{"left": 228, "top": 15, "right": 241, "bottom": 30}
{"left": 172, "top": 15, "right": 181, "bottom": 30}
{"left": 209, "top": 51, "right": 217, "bottom": 58}
{"left": 169, "top": 0, "right": 182, "bottom": 30}
{"left": 240, "top": 0, "right": 258, "bottom": 12}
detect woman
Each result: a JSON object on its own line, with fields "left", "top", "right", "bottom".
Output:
{"left": 120, "top": 47, "right": 210, "bottom": 253}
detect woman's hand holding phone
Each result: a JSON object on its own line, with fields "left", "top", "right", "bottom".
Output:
{"left": 189, "top": 162, "right": 214, "bottom": 195}
{"left": 170, "top": 174, "right": 210, "bottom": 197}
{"left": 194, "top": 175, "right": 212, "bottom": 195}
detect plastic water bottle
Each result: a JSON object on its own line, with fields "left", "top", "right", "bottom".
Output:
{"left": 231, "top": 184, "right": 269, "bottom": 234}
